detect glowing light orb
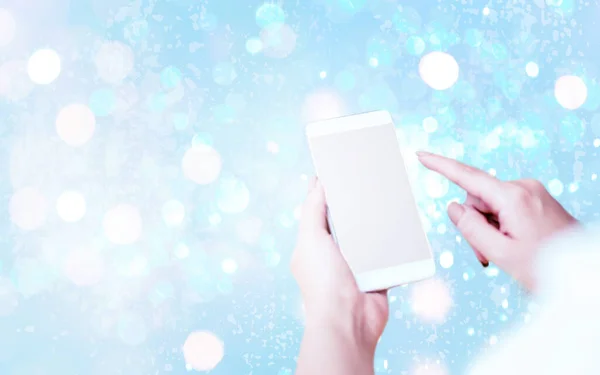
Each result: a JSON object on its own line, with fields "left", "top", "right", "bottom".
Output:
{"left": 246, "top": 37, "right": 263, "bottom": 54}
{"left": 411, "top": 278, "right": 453, "bottom": 324}
{"left": 406, "top": 35, "right": 426, "bottom": 56}
{"left": 256, "top": 3, "right": 285, "bottom": 29}
{"left": 183, "top": 331, "right": 225, "bottom": 372}
{"left": 547, "top": 178, "right": 564, "bottom": 197}
{"left": 213, "top": 103, "right": 236, "bottom": 123}
{"left": 103, "top": 204, "right": 143, "bottom": 245}
{"left": 64, "top": 250, "right": 104, "bottom": 286}
{"left": 554, "top": 75, "right": 587, "bottom": 110}
{"left": 0, "top": 9, "right": 16, "bottom": 47}
{"left": 27, "top": 49, "right": 61, "bottom": 85}
{"left": 124, "top": 253, "right": 149, "bottom": 277}
{"left": 265, "top": 251, "right": 281, "bottom": 267}
{"left": 160, "top": 66, "right": 182, "bottom": 89}
{"left": 221, "top": 258, "right": 238, "bottom": 274}
{"left": 94, "top": 41, "right": 135, "bottom": 84}
{"left": 162, "top": 199, "right": 185, "bottom": 227}
{"left": 422, "top": 117, "right": 438, "bottom": 133}
{"left": 56, "top": 190, "right": 86, "bottom": 222}
{"left": 367, "top": 37, "right": 394, "bottom": 68}
{"left": 419, "top": 52, "right": 459, "bottom": 91}
{"left": 302, "top": 89, "right": 346, "bottom": 122}
{"left": 525, "top": 62, "right": 539, "bottom": 78}
{"left": 423, "top": 171, "right": 450, "bottom": 198}
{"left": 174, "top": 243, "right": 190, "bottom": 259}
{"left": 482, "top": 132, "right": 501, "bottom": 151}
{"left": 118, "top": 312, "right": 147, "bottom": 346}
{"left": 261, "top": 24, "right": 297, "bottom": 59}
{"left": 568, "top": 182, "right": 579, "bottom": 193}
{"left": 484, "top": 266, "right": 499, "bottom": 277}
{"left": 181, "top": 144, "right": 222, "bottom": 185}
{"left": 55, "top": 103, "right": 96, "bottom": 146}
{"left": 9, "top": 187, "right": 47, "bottom": 231}
{"left": 209, "top": 213, "right": 222, "bottom": 226}
{"left": 437, "top": 223, "right": 447, "bottom": 234}
{"left": 266, "top": 141, "right": 280, "bottom": 153}
{"left": 216, "top": 177, "right": 250, "bottom": 214}
{"left": 439, "top": 251, "right": 454, "bottom": 269}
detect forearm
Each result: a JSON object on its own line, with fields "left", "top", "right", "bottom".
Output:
{"left": 296, "top": 311, "right": 376, "bottom": 375}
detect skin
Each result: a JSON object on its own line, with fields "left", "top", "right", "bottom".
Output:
{"left": 292, "top": 177, "right": 388, "bottom": 375}
{"left": 292, "top": 153, "right": 578, "bottom": 375}
{"left": 417, "top": 151, "right": 578, "bottom": 291}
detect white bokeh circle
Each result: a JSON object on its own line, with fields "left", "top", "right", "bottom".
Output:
{"left": 419, "top": 51, "right": 459, "bottom": 91}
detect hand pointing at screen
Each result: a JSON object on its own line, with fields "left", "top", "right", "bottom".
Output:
{"left": 417, "top": 151, "right": 578, "bottom": 291}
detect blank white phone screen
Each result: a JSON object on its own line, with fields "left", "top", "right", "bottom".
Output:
{"left": 308, "top": 121, "right": 430, "bottom": 274}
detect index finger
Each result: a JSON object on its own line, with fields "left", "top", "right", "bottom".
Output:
{"left": 417, "top": 152, "right": 507, "bottom": 211}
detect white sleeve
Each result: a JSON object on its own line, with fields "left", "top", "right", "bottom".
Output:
{"left": 467, "top": 224, "right": 600, "bottom": 375}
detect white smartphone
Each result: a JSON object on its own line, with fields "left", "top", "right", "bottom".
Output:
{"left": 306, "top": 110, "right": 435, "bottom": 292}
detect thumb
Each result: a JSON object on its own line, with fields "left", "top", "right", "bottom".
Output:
{"left": 299, "top": 179, "right": 328, "bottom": 235}
{"left": 448, "top": 202, "right": 509, "bottom": 264}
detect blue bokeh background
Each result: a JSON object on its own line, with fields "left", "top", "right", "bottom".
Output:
{"left": 0, "top": 0, "right": 599, "bottom": 374}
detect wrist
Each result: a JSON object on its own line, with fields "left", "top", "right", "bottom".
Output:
{"left": 303, "top": 295, "right": 378, "bottom": 355}
{"left": 297, "top": 308, "right": 377, "bottom": 375}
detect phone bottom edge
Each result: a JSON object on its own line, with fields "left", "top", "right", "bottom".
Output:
{"left": 356, "top": 258, "right": 436, "bottom": 293}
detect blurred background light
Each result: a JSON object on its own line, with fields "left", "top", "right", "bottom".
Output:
{"left": 183, "top": 331, "right": 225, "bottom": 372}
{"left": 9, "top": 187, "right": 48, "bottom": 231}
{"left": 55, "top": 103, "right": 96, "bottom": 146}
{"left": 103, "top": 204, "right": 143, "bottom": 245}
{"left": 0, "top": 8, "right": 17, "bottom": 47}
{"left": 0, "top": 1, "right": 598, "bottom": 373}
{"left": 419, "top": 52, "right": 460, "bottom": 91}
{"left": 27, "top": 48, "right": 61, "bottom": 85}
{"left": 555, "top": 75, "right": 588, "bottom": 110}
{"left": 56, "top": 190, "right": 86, "bottom": 223}
{"left": 181, "top": 144, "right": 222, "bottom": 185}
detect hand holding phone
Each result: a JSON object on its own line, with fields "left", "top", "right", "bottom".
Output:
{"left": 306, "top": 110, "right": 435, "bottom": 292}
{"left": 291, "top": 177, "right": 390, "bottom": 375}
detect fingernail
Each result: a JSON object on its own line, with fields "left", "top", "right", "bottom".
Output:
{"left": 447, "top": 202, "right": 465, "bottom": 225}
{"left": 481, "top": 260, "right": 489, "bottom": 268}
{"left": 416, "top": 151, "right": 432, "bottom": 158}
